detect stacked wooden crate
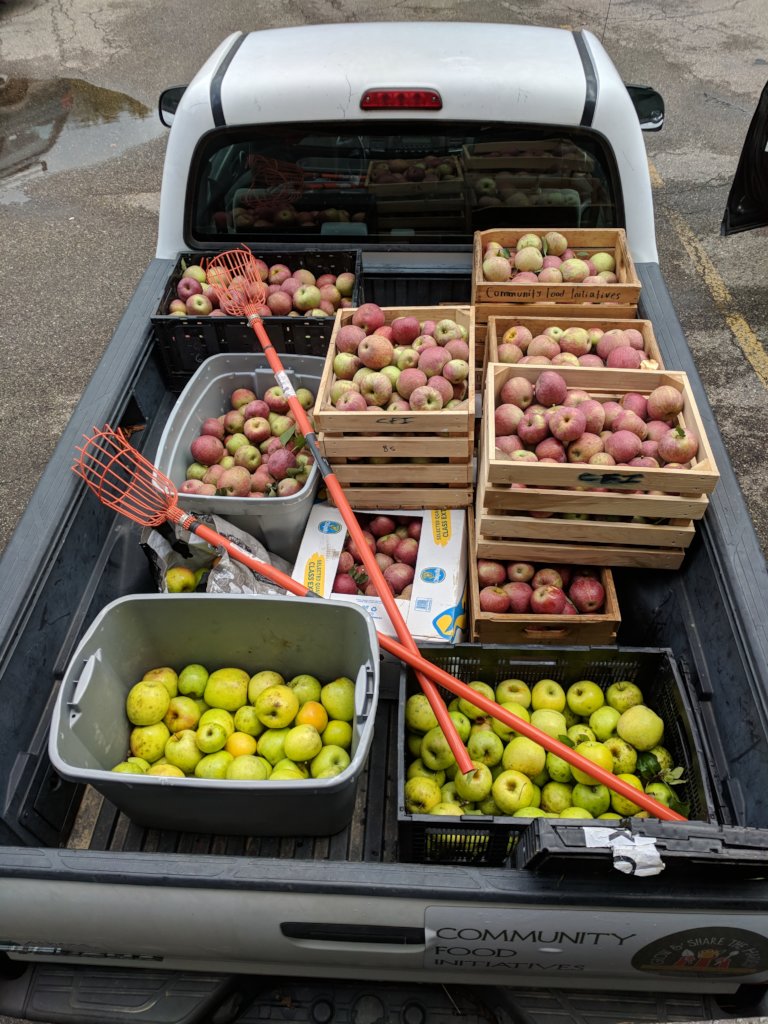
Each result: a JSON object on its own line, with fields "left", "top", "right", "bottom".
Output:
{"left": 314, "top": 306, "right": 475, "bottom": 509}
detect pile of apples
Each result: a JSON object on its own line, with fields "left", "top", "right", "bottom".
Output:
{"left": 166, "top": 261, "right": 356, "bottom": 319}
{"left": 403, "top": 675, "right": 688, "bottom": 819}
{"left": 495, "top": 322, "right": 656, "bottom": 371}
{"left": 332, "top": 513, "right": 422, "bottom": 599}
{"left": 111, "top": 663, "right": 356, "bottom": 783}
{"left": 494, "top": 371, "right": 699, "bottom": 470}
{"left": 368, "top": 155, "right": 460, "bottom": 185}
{"left": 228, "top": 205, "right": 366, "bottom": 233}
{"left": 470, "top": 173, "right": 582, "bottom": 211}
{"left": 476, "top": 560, "right": 605, "bottom": 616}
{"left": 327, "top": 303, "right": 470, "bottom": 413}
{"left": 481, "top": 231, "right": 619, "bottom": 286}
{"left": 182, "top": 384, "right": 315, "bottom": 500}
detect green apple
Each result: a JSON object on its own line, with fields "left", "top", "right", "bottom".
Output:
{"left": 164, "top": 728, "right": 204, "bottom": 773}
{"left": 199, "top": 708, "right": 235, "bottom": 737}
{"left": 530, "top": 679, "right": 566, "bottom": 712}
{"left": 567, "top": 723, "right": 595, "bottom": 745}
{"left": 234, "top": 705, "right": 265, "bottom": 737}
{"left": 178, "top": 663, "right": 209, "bottom": 699}
{"left": 194, "top": 751, "right": 234, "bottom": 779}
{"left": 649, "top": 745, "right": 674, "bottom": 772}
{"left": 323, "top": 720, "right": 353, "bottom": 749}
{"left": 248, "top": 669, "right": 286, "bottom": 705}
{"left": 598, "top": 812, "right": 623, "bottom": 819}
{"left": 566, "top": 680, "right": 604, "bottom": 717}
{"left": 127, "top": 756, "right": 150, "bottom": 772}
{"left": 530, "top": 771, "right": 548, "bottom": 790}
{"left": 287, "top": 673, "right": 321, "bottom": 706}
{"left": 406, "top": 732, "right": 423, "bottom": 758}
{"left": 204, "top": 667, "right": 250, "bottom": 712}
{"left": 513, "top": 806, "right": 548, "bottom": 817}
{"left": 454, "top": 761, "right": 493, "bottom": 803}
{"left": 430, "top": 802, "right": 464, "bottom": 816}
{"left": 129, "top": 722, "right": 170, "bottom": 763}
{"left": 405, "top": 693, "right": 439, "bottom": 733}
{"left": 617, "top": 705, "right": 664, "bottom": 751}
{"left": 196, "top": 721, "right": 229, "bottom": 754}
{"left": 142, "top": 667, "right": 179, "bottom": 698}
{"left": 283, "top": 724, "right": 322, "bottom": 762}
{"left": 165, "top": 566, "right": 197, "bottom": 593}
{"left": 470, "top": 718, "right": 493, "bottom": 735}
{"left": 540, "top": 781, "right": 573, "bottom": 814}
{"left": 545, "top": 751, "right": 573, "bottom": 784}
{"left": 645, "top": 780, "right": 674, "bottom": 807}
{"left": 194, "top": 698, "right": 209, "bottom": 717}
{"left": 255, "top": 684, "right": 300, "bottom": 728}
{"left": 495, "top": 678, "right": 531, "bottom": 708}
{"left": 589, "top": 705, "right": 621, "bottom": 741}
{"left": 560, "top": 805, "right": 594, "bottom": 819}
{"left": 502, "top": 735, "right": 546, "bottom": 777}
{"left": 310, "top": 744, "right": 350, "bottom": 778}
{"left": 163, "top": 695, "right": 201, "bottom": 733}
{"left": 528, "top": 783, "right": 542, "bottom": 808}
{"left": 605, "top": 680, "right": 644, "bottom": 713}
{"left": 147, "top": 763, "right": 184, "bottom": 777}
{"left": 467, "top": 730, "right": 504, "bottom": 767}
{"left": 530, "top": 708, "right": 568, "bottom": 739}
{"left": 406, "top": 759, "right": 446, "bottom": 786}
{"left": 571, "top": 782, "right": 611, "bottom": 816}
{"left": 448, "top": 710, "right": 472, "bottom": 743}
{"left": 440, "top": 781, "right": 461, "bottom": 804}
{"left": 125, "top": 680, "right": 171, "bottom": 726}
{"left": 571, "top": 740, "right": 615, "bottom": 785}
{"left": 492, "top": 770, "right": 535, "bottom": 814}
{"left": 605, "top": 736, "right": 638, "bottom": 774}
{"left": 458, "top": 680, "right": 495, "bottom": 720}
{"left": 610, "top": 773, "right": 645, "bottom": 815}
{"left": 562, "top": 705, "right": 580, "bottom": 729}
{"left": 320, "top": 677, "right": 356, "bottom": 722}
{"left": 491, "top": 701, "right": 530, "bottom": 742}
{"left": 477, "top": 795, "right": 502, "bottom": 816}
{"left": 420, "top": 726, "right": 456, "bottom": 771}
{"left": 257, "top": 727, "right": 291, "bottom": 765}
{"left": 404, "top": 775, "right": 442, "bottom": 814}
{"left": 273, "top": 758, "right": 309, "bottom": 778}
{"left": 112, "top": 761, "right": 144, "bottom": 774}
{"left": 226, "top": 754, "right": 271, "bottom": 780}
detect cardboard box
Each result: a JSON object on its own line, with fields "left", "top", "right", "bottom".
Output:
{"left": 292, "top": 504, "right": 468, "bottom": 644}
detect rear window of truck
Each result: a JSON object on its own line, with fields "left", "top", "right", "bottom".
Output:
{"left": 188, "top": 121, "right": 623, "bottom": 246}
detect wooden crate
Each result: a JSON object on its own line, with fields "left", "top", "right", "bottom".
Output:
{"left": 314, "top": 305, "right": 476, "bottom": 508}
{"left": 461, "top": 141, "right": 595, "bottom": 173}
{"left": 468, "top": 521, "right": 621, "bottom": 644}
{"left": 472, "top": 228, "right": 641, "bottom": 307}
{"left": 365, "top": 156, "right": 464, "bottom": 197}
{"left": 485, "top": 315, "right": 664, "bottom": 368}
{"left": 485, "top": 363, "right": 720, "bottom": 498}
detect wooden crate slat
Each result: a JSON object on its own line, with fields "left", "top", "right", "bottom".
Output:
{"left": 474, "top": 302, "right": 640, "bottom": 323}
{"left": 327, "top": 486, "right": 473, "bottom": 510}
{"left": 476, "top": 510, "right": 696, "bottom": 549}
{"left": 332, "top": 463, "right": 474, "bottom": 485}
{"left": 474, "top": 535, "right": 685, "bottom": 571}
{"left": 319, "top": 432, "right": 473, "bottom": 459}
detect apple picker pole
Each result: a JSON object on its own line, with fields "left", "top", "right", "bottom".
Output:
{"left": 203, "top": 247, "right": 474, "bottom": 776}
{"left": 72, "top": 425, "right": 686, "bottom": 823}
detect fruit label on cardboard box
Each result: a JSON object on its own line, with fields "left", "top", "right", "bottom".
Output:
{"left": 292, "top": 504, "right": 468, "bottom": 644}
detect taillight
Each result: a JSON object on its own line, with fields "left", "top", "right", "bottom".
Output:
{"left": 360, "top": 88, "right": 442, "bottom": 110}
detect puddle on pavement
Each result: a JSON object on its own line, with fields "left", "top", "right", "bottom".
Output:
{"left": 0, "top": 76, "right": 166, "bottom": 203}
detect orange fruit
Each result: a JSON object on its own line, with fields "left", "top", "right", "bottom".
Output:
{"left": 225, "top": 731, "right": 258, "bottom": 758}
{"left": 296, "top": 700, "right": 329, "bottom": 733}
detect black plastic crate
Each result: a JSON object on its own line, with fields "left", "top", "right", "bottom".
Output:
{"left": 396, "top": 645, "right": 718, "bottom": 867}
{"left": 151, "top": 248, "right": 363, "bottom": 392}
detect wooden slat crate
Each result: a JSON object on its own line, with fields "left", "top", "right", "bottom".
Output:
{"left": 467, "top": 518, "right": 621, "bottom": 644}
{"left": 485, "top": 363, "right": 720, "bottom": 497}
{"left": 365, "top": 156, "right": 464, "bottom": 197}
{"left": 314, "top": 306, "right": 476, "bottom": 508}
{"left": 485, "top": 315, "right": 664, "bottom": 368}
{"left": 472, "top": 228, "right": 641, "bottom": 307}
{"left": 461, "top": 141, "right": 595, "bottom": 173}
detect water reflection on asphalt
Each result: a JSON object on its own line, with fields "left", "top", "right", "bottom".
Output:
{"left": 0, "top": 76, "right": 164, "bottom": 202}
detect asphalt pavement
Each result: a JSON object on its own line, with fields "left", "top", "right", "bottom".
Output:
{"left": 2, "top": 1, "right": 768, "bottom": 1022}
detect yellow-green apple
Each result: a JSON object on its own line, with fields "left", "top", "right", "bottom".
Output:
{"left": 194, "top": 751, "right": 234, "bottom": 779}
{"left": 164, "top": 729, "right": 203, "bottom": 773}
{"left": 604, "top": 736, "right": 638, "bottom": 774}
{"left": 531, "top": 679, "right": 566, "bottom": 712}
{"left": 617, "top": 705, "right": 664, "bottom": 750}
{"left": 589, "top": 705, "right": 621, "bottom": 741}
{"left": 458, "top": 680, "right": 496, "bottom": 720}
{"left": 566, "top": 680, "right": 605, "bottom": 717}
{"left": 255, "top": 684, "right": 300, "bottom": 728}
{"left": 605, "top": 681, "right": 644, "bottom": 713}
{"left": 404, "top": 775, "right": 442, "bottom": 814}
{"left": 199, "top": 708, "right": 235, "bottom": 738}
{"left": 420, "top": 726, "right": 456, "bottom": 771}
{"left": 111, "top": 761, "right": 144, "bottom": 774}
{"left": 491, "top": 702, "right": 530, "bottom": 742}
{"left": 257, "top": 727, "right": 291, "bottom": 765}
{"left": 310, "top": 744, "right": 351, "bottom": 778}
{"left": 226, "top": 754, "right": 271, "bottom": 780}
{"left": 196, "top": 720, "right": 229, "bottom": 753}
{"left": 165, "top": 566, "right": 197, "bottom": 593}
{"left": 284, "top": 724, "right": 323, "bottom": 762}
{"left": 163, "top": 695, "right": 201, "bottom": 733}
{"left": 178, "top": 663, "right": 209, "bottom": 699}
{"left": 204, "top": 667, "right": 250, "bottom": 712}
{"left": 545, "top": 751, "right": 573, "bottom": 783}
{"left": 454, "top": 761, "right": 493, "bottom": 802}
{"left": 467, "top": 730, "right": 504, "bottom": 767}
{"left": 129, "top": 722, "right": 170, "bottom": 763}
{"left": 322, "top": 720, "right": 352, "bottom": 749}
{"left": 405, "top": 693, "right": 439, "bottom": 733}
{"left": 495, "top": 678, "right": 531, "bottom": 707}
{"left": 126, "top": 680, "right": 171, "bottom": 726}
{"left": 502, "top": 736, "right": 546, "bottom": 777}
{"left": 406, "top": 759, "right": 445, "bottom": 786}
{"left": 530, "top": 708, "right": 568, "bottom": 739}
{"left": 234, "top": 705, "right": 265, "bottom": 737}
{"left": 320, "top": 677, "right": 355, "bottom": 721}
{"left": 248, "top": 669, "right": 285, "bottom": 705}
{"left": 147, "top": 763, "right": 184, "bottom": 777}
{"left": 571, "top": 740, "right": 615, "bottom": 785}
{"left": 572, "top": 782, "right": 611, "bottom": 816}
{"left": 610, "top": 773, "right": 645, "bottom": 815}
{"left": 541, "top": 781, "right": 574, "bottom": 814}
{"left": 492, "top": 770, "right": 535, "bottom": 814}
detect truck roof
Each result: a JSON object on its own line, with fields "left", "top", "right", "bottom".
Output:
{"left": 220, "top": 23, "right": 588, "bottom": 127}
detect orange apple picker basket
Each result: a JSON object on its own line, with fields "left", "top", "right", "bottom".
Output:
{"left": 71, "top": 246, "right": 685, "bottom": 823}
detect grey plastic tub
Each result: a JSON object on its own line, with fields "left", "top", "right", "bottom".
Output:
{"left": 48, "top": 593, "right": 379, "bottom": 836}
{"left": 154, "top": 353, "right": 326, "bottom": 561}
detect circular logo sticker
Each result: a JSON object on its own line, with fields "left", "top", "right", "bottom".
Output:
{"left": 318, "top": 520, "right": 342, "bottom": 534}
{"left": 420, "top": 566, "right": 446, "bottom": 584}
{"left": 632, "top": 927, "right": 768, "bottom": 976}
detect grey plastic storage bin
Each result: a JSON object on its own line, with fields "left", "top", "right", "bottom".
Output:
{"left": 48, "top": 593, "right": 379, "bottom": 836}
{"left": 154, "top": 353, "right": 326, "bottom": 561}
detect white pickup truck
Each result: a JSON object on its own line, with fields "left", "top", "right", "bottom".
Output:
{"left": 2, "top": 21, "right": 768, "bottom": 1024}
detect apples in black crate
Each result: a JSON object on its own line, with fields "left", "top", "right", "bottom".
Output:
{"left": 152, "top": 248, "right": 363, "bottom": 392}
